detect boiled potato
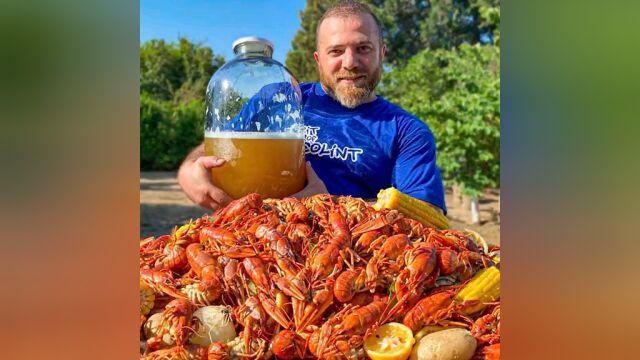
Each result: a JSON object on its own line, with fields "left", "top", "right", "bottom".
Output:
{"left": 414, "top": 324, "right": 468, "bottom": 342}
{"left": 414, "top": 326, "right": 458, "bottom": 341}
{"left": 410, "top": 328, "right": 476, "bottom": 360}
{"left": 189, "top": 305, "right": 236, "bottom": 346}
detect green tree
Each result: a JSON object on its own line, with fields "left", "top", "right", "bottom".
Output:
{"left": 140, "top": 93, "right": 205, "bottom": 170}
{"left": 140, "top": 38, "right": 225, "bottom": 103}
{"left": 140, "top": 39, "right": 181, "bottom": 101}
{"left": 140, "top": 38, "right": 226, "bottom": 170}
{"left": 286, "top": 0, "right": 340, "bottom": 83}
{"left": 419, "top": 0, "right": 498, "bottom": 50}
{"left": 173, "top": 38, "right": 226, "bottom": 103}
{"left": 380, "top": 44, "right": 500, "bottom": 221}
{"left": 473, "top": 0, "right": 500, "bottom": 45}
{"left": 365, "top": 0, "right": 430, "bottom": 66}
{"left": 286, "top": 0, "right": 500, "bottom": 73}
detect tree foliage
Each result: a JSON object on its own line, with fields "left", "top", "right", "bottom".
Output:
{"left": 419, "top": 0, "right": 499, "bottom": 52}
{"left": 140, "top": 38, "right": 226, "bottom": 170}
{"left": 285, "top": 0, "right": 501, "bottom": 76}
{"left": 474, "top": 0, "right": 500, "bottom": 45}
{"left": 366, "top": 0, "right": 430, "bottom": 66}
{"left": 286, "top": 0, "right": 340, "bottom": 83}
{"left": 140, "top": 93, "right": 205, "bottom": 170}
{"left": 140, "top": 37, "right": 225, "bottom": 103}
{"left": 380, "top": 44, "right": 500, "bottom": 197}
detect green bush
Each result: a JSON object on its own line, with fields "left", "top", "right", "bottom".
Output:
{"left": 140, "top": 93, "right": 204, "bottom": 170}
{"left": 380, "top": 44, "right": 500, "bottom": 197}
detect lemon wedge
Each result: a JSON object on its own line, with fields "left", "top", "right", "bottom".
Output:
{"left": 364, "top": 323, "right": 415, "bottom": 360}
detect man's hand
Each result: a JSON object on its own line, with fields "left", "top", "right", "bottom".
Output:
{"left": 292, "top": 162, "right": 328, "bottom": 199}
{"left": 177, "top": 144, "right": 233, "bottom": 211}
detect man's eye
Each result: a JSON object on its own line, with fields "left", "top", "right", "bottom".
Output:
{"left": 329, "top": 49, "right": 342, "bottom": 55}
{"left": 359, "top": 46, "right": 372, "bottom": 53}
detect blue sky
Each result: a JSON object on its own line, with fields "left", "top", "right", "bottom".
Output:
{"left": 140, "top": 0, "right": 306, "bottom": 64}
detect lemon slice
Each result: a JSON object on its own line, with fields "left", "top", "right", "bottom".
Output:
{"left": 364, "top": 323, "right": 415, "bottom": 360}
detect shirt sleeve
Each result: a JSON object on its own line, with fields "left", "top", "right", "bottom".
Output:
{"left": 391, "top": 117, "right": 447, "bottom": 213}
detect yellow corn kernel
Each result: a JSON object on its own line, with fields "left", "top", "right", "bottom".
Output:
{"left": 455, "top": 266, "right": 500, "bottom": 314}
{"left": 373, "top": 187, "right": 449, "bottom": 229}
{"left": 140, "top": 280, "right": 155, "bottom": 316}
{"left": 275, "top": 291, "right": 287, "bottom": 309}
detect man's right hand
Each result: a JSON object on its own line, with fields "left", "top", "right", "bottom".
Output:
{"left": 177, "top": 150, "right": 233, "bottom": 211}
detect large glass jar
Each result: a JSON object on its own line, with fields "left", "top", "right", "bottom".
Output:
{"left": 204, "top": 37, "right": 305, "bottom": 199}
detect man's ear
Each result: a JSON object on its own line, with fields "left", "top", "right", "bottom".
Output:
{"left": 380, "top": 44, "right": 387, "bottom": 60}
{"left": 313, "top": 51, "right": 320, "bottom": 65}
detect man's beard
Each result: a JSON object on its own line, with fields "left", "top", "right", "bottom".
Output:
{"left": 319, "top": 65, "right": 382, "bottom": 109}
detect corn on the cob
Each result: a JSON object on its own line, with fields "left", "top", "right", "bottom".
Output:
{"left": 373, "top": 187, "right": 449, "bottom": 229}
{"left": 140, "top": 280, "right": 155, "bottom": 316}
{"left": 455, "top": 266, "right": 500, "bottom": 314}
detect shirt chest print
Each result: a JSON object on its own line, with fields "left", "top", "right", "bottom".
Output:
{"left": 303, "top": 126, "right": 364, "bottom": 162}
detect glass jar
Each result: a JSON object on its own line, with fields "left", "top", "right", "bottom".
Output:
{"left": 204, "top": 37, "right": 305, "bottom": 199}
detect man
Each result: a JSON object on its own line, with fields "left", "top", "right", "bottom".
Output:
{"left": 178, "top": 1, "right": 446, "bottom": 213}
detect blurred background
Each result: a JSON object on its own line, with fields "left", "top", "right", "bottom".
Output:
{"left": 140, "top": 0, "right": 501, "bottom": 244}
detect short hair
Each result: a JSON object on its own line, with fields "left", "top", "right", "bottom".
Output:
{"left": 316, "top": 1, "right": 384, "bottom": 47}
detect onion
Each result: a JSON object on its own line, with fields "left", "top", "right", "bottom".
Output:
{"left": 190, "top": 305, "right": 236, "bottom": 346}
{"left": 143, "top": 312, "right": 174, "bottom": 346}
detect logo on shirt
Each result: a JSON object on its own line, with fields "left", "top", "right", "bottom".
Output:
{"left": 304, "top": 126, "right": 363, "bottom": 162}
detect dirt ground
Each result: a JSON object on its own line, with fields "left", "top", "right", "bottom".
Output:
{"left": 140, "top": 172, "right": 500, "bottom": 245}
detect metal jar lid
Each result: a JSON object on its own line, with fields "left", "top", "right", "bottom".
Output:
{"left": 232, "top": 36, "right": 274, "bottom": 57}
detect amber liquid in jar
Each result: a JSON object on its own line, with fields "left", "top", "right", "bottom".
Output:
{"left": 204, "top": 132, "right": 306, "bottom": 199}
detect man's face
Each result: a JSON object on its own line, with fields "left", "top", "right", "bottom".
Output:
{"left": 314, "top": 14, "right": 386, "bottom": 108}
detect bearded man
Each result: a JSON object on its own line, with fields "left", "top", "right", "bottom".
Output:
{"left": 178, "top": 1, "right": 446, "bottom": 214}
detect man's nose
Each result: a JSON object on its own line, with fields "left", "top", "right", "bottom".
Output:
{"left": 342, "top": 48, "right": 358, "bottom": 70}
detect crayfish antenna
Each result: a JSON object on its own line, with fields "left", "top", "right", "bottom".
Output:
{"left": 379, "top": 294, "right": 401, "bottom": 324}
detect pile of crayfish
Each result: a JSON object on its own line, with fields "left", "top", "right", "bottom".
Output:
{"left": 140, "top": 193, "right": 500, "bottom": 360}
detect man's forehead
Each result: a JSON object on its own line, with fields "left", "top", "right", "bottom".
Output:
{"left": 317, "top": 15, "right": 379, "bottom": 47}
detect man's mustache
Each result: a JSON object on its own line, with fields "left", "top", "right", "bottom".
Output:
{"left": 334, "top": 71, "right": 367, "bottom": 80}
